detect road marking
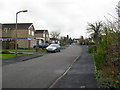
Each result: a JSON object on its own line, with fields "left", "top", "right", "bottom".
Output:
{"left": 48, "top": 55, "right": 81, "bottom": 88}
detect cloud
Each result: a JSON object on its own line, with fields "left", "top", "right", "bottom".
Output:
{"left": 0, "top": 0, "right": 119, "bottom": 38}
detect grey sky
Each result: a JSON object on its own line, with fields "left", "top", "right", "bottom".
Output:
{"left": 0, "top": 0, "right": 119, "bottom": 38}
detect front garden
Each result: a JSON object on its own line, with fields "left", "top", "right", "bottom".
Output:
{"left": 0, "top": 54, "right": 26, "bottom": 59}
{"left": 0, "top": 48, "right": 46, "bottom": 59}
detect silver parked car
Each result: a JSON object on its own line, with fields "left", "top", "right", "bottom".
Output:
{"left": 46, "top": 44, "right": 61, "bottom": 52}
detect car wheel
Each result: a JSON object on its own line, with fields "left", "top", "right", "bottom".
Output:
{"left": 54, "top": 50, "right": 57, "bottom": 53}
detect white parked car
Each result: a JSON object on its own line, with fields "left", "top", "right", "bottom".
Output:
{"left": 46, "top": 44, "right": 61, "bottom": 52}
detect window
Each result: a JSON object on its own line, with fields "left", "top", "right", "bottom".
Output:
{"left": 32, "top": 31, "right": 34, "bottom": 36}
{"left": 3, "top": 28, "right": 8, "bottom": 33}
{"left": 43, "top": 33, "right": 45, "bottom": 37}
{"left": 29, "top": 30, "right": 31, "bottom": 35}
{"left": 46, "top": 34, "right": 49, "bottom": 38}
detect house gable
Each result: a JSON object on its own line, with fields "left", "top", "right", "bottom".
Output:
{"left": 2, "top": 23, "right": 33, "bottom": 30}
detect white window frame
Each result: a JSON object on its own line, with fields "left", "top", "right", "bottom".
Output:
{"left": 28, "top": 30, "right": 31, "bottom": 35}
{"left": 32, "top": 31, "right": 34, "bottom": 36}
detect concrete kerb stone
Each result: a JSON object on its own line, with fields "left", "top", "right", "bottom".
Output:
{"left": 22, "top": 54, "right": 43, "bottom": 61}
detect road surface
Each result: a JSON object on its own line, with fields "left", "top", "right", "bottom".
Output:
{"left": 52, "top": 46, "right": 98, "bottom": 88}
{"left": 3, "top": 45, "right": 82, "bottom": 88}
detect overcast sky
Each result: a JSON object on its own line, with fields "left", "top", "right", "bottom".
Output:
{"left": 0, "top": 0, "right": 119, "bottom": 38}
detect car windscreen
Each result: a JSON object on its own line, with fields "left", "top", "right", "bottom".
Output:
{"left": 50, "top": 44, "right": 58, "bottom": 47}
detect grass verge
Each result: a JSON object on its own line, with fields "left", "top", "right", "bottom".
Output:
{"left": 7, "top": 49, "right": 46, "bottom": 52}
{"left": 0, "top": 54, "right": 26, "bottom": 59}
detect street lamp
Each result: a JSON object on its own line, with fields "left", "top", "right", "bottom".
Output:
{"left": 15, "top": 10, "right": 28, "bottom": 55}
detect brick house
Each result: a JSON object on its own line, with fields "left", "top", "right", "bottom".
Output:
{"left": 0, "top": 23, "right": 2, "bottom": 49}
{"left": 35, "top": 30, "right": 49, "bottom": 44}
{"left": 1, "top": 23, "right": 35, "bottom": 49}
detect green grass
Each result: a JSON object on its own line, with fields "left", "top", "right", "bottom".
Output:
{"left": 0, "top": 54, "right": 26, "bottom": 59}
{"left": 2, "top": 49, "right": 46, "bottom": 52}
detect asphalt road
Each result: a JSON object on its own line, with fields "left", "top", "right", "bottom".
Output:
{"left": 3, "top": 45, "right": 82, "bottom": 88}
{"left": 52, "top": 46, "right": 98, "bottom": 88}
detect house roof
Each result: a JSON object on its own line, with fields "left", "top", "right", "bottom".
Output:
{"left": 50, "top": 38, "right": 58, "bottom": 40}
{"left": 35, "top": 30, "right": 48, "bottom": 34}
{"left": 2, "top": 23, "right": 34, "bottom": 30}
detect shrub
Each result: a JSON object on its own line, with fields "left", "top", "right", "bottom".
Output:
{"left": 2, "top": 50, "right": 11, "bottom": 54}
{"left": 88, "top": 42, "right": 95, "bottom": 45}
{"left": 60, "top": 42, "right": 66, "bottom": 46}
{"left": 88, "top": 45, "right": 96, "bottom": 53}
{"left": 94, "top": 52, "right": 105, "bottom": 70}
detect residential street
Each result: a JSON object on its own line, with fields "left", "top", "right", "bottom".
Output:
{"left": 1, "top": 1, "right": 119, "bottom": 89}
{"left": 52, "top": 46, "right": 98, "bottom": 88}
{"left": 3, "top": 45, "right": 82, "bottom": 88}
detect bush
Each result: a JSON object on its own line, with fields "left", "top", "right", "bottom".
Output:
{"left": 2, "top": 50, "right": 11, "bottom": 54}
{"left": 88, "top": 45, "right": 96, "bottom": 53}
{"left": 94, "top": 52, "right": 105, "bottom": 70}
{"left": 60, "top": 42, "right": 66, "bottom": 46}
{"left": 88, "top": 42, "right": 95, "bottom": 45}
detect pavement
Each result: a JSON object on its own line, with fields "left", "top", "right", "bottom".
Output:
{"left": 52, "top": 46, "right": 98, "bottom": 88}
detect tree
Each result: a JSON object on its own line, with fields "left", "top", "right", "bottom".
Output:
{"left": 50, "top": 31, "right": 60, "bottom": 39}
{"left": 117, "top": 1, "right": 120, "bottom": 30}
{"left": 87, "top": 21, "right": 103, "bottom": 47}
{"left": 79, "top": 36, "right": 84, "bottom": 45}
{"left": 69, "top": 37, "right": 73, "bottom": 44}
{"left": 117, "top": 1, "right": 120, "bottom": 18}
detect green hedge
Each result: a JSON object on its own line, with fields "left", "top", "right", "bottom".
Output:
{"left": 88, "top": 44, "right": 106, "bottom": 70}
{"left": 94, "top": 52, "right": 105, "bottom": 70}
{"left": 88, "top": 45, "right": 96, "bottom": 53}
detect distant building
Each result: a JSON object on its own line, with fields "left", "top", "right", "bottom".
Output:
{"left": 50, "top": 38, "right": 60, "bottom": 44}
{"left": 35, "top": 30, "right": 49, "bottom": 44}
{"left": 1, "top": 23, "right": 35, "bottom": 49}
{"left": 73, "top": 38, "right": 80, "bottom": 44}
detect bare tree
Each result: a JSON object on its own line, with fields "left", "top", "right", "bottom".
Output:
{"left": 50, "top": 31, "right": 60, "bottom": 39}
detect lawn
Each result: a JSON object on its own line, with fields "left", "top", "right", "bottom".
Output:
{"left": 0, "top": 49, "right": 46, "bottom": 59}
{"left": 2, "top": 49, "right": 46, "bottom": 52}
{"left": 0, "top": 54, "right": 26, "bottom": 59}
